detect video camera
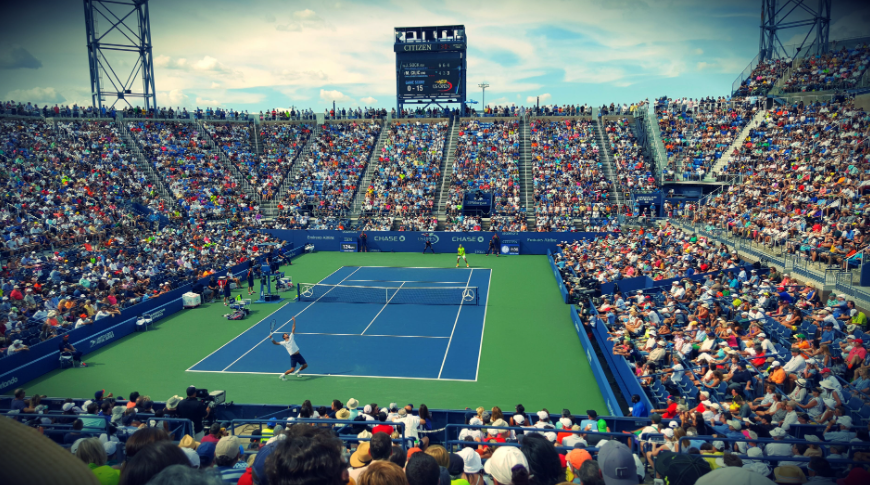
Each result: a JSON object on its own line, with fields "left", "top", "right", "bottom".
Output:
{"left": 193, "top": 388, "right": 226, "bottom": 406}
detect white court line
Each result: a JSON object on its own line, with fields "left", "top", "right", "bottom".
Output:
{"left": 346, "top": 279, "right": 468, "bottom": 284}
{"left": 473, "top": 269, "right": 493, "bottom": 382}
{"left": 186, "top": 368, "right": 475, "bottom": 382}
{"left": 437, "top": 269, "right": 474, "bottom": 379}
{"left": 360, "top": 282, "right": 405, "bottom": 335}
{"left": 218, "top": 266, "right": 362, "bottom": 372}
{"left": 281, "top": 332, "right": 449, "bottom": 339}
{"left": 184, "top": 265, "right": 346, "bottom": 371}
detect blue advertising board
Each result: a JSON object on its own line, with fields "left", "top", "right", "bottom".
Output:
{"left": 571, "top": 309, "right": 622, "bottom": 417}
{"left": 548, "top": 249, "right": 570, "bottom": 303}
{"left": 263, "top": 230, "right": 610, "bottom": 256}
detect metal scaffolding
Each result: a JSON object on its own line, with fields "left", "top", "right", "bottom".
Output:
{"left": 83, "top": 0, "right": 156, "bottom": 110}
{"left": 759, "top": 0, "right": 831, "bottom": 61}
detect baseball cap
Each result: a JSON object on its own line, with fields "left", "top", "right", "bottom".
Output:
{"left": 773, "top": 466, "right": 806, "bottom": 484}
{"left": 252, "top": 441, "right": 279, "bottom": 485}
{"left": 215, "top": 435, "right": 241, "bottom": 459}
{"left": 598, "top": 441, "right": 637, "bottom": 485}
{"left": 655, "top": 450, "right": 712, "bottom": 485}
{"left": 196, "top": 441, "right": 216, "bottom": 467}
{"left": 566, "top": 449, "right": 592, "bottom": 470}
{"left": 457, "top": 447, "right": 482, "bottom": 474}
{"left": 484, "top": 446, "right": 529, "bottom": 485}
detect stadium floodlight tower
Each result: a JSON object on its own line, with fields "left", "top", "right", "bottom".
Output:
{"left": 395, "top": 26, "right": 467, "bottom": 116}
{"left": 83, "top": 0, "right": 157, "bottom": 110}
{"left": 759, "top": 0, "right": 831, "bottom": 61}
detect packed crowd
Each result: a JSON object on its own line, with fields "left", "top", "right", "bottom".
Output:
{"left": 490, "top": 214, "right": 528, "bottom": 232}
{"left": 448, "top": 120, "right": 522, "bottom": 218}
{"left": 553, "top": 226, "right": 743, "bottom": 293}
{"left": 0, "top": 225, "right": 286, "bottom": 354}
{"left": 444, "top": 214, "right": 483, "bottom": 232}
{"left": 530, "top": 119, "right": 614, "bottom": 231}
{"left": 362, "top": 122, "right": 447, "bottom": 216}
{"left": 257, "top": 123, "right": 312, "bottom": 199}
{"left": 734, "top": 59, "right": 792, "bottom": 97}
{"left": 604, "top": 119, "right": 657, "bottom": 194}
{"left": 559, "top": 219, "right": 870, "bottom": 480}
{"left": 782, "top": 45, "right": 870, "bottom": 93}
{"left": 693, "top": 99, "right": 870, "bottom": 270}
{"left": 398, "top": 216, "right": 438, "bottom": 232}
{"left": 278, "top": 122, "right": 381, "bottom": 217}
{"left": 8, "top": 377, "right": 870, "bottom": 485}
{"left": 128, "top": 121, "right": 255, "bottom": 219}
{"left": 656, "top": 98, "right": 759, "bottom": 181}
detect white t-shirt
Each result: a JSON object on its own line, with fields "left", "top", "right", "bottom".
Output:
{"left": 281, "top": 335, "right": 300, "bottom": 355}
{"left": 394, "top": 415, "right": 421, "bottom": 439}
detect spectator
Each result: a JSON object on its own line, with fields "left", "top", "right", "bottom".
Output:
{"left": 359, "top": 461, "right": 409, "bottom": 485}
{"left": 72, "top": 437, "right": 121, "bottom": 485}
{"left": 482, "top": 446, "right": 530, "bottom": 485}
{"left": 265, "top": 430, "right": 345, "bottom": 485}
{"left": 118, "top": 441, "right": 192, "bottom": 485}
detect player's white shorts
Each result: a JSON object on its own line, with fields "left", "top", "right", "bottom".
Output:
{"left": 458, "top": 255, "right": 467, "bottom": 260}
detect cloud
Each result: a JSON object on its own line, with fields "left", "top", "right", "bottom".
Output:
{"left": 276, "top": 9, "right": 327, "bottom": 32}
{"left": 167, "top": 89, "right": 188, "bottom": 105}
{"left": 264, "top": 13, "right": 276, "bottom": 23}
{"left": 155, "top": 55, "right": 233, "bottom": 74}
{"left": 526, "top": 93, "right": 551, "bottom": 103}
{"left": 274, "top": 69, "right": 329, "bottom": 83}
{"left": 5, "top": 86, "right": 64, "bottom": 103}
{"left": 359, "top": 96, "right": 378, "bottom": 104}
{"left": 196, "top": 97, "right": 221, "bottom": 106}
{"left": 694, "top": 48, "right": 704, "bottom": 55}
{"left": 0, "top": 44, "right": 42, "bottom": 69}
{"left": 320, "top": 89, "right": 352, "bottom": 103}
{"left": 210, "top": 82, "right": 221, "bottom": 88}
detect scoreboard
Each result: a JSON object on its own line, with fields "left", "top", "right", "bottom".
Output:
{"left": 398, "top": 57, "right": 463, "bottom": 99}
{"left": 394, "top": 26, "right": 467, "bottom": 110}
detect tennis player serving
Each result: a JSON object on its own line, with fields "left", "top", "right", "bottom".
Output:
{"left": 270, "top": 317, "right": 307, "bottom": 380}
{"left": 456, "top": 244, "right": 469, "bottom": 268}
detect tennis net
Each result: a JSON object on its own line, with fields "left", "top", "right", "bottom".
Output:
{"left": 297, "top": 284, "right": 479, "bottom": 305}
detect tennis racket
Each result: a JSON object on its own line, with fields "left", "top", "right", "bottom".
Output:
{"left": 270, "top": 319, "right": 277, "bottom": 334}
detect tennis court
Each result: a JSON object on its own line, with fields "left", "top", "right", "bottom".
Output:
{"left": 187, "top": 266, "right": 491, "bottom": 381}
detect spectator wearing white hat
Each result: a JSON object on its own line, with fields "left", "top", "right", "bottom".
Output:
{"left": 823, "top": 416, "right": 856, "bottom": 442}
{"left": 764, "top": 428, "right": 792, "bottom": 456}
{"left": 483, "top": 446, "right": 529, "bottom": 485}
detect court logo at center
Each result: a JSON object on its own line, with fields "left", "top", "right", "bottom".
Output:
{"left": 462, "top": 288, "right": 476, "bottom": 302}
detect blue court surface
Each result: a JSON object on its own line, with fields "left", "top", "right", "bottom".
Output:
{"left": 187, "top": 266, "right": 491, "bottom": 381}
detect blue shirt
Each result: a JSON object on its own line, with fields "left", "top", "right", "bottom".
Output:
{"left": 631, "top": 401, "right": 648, "bottom": 417}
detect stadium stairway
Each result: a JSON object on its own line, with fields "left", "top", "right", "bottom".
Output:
{"left": 593, "top": 118, "right": 623, "bottom": 208}
{"left": 251, "top": 125, "right": 264, "bottom": 156}
{"left": 519, "top": 115, "right": 534, "bottom": 229}
{"left": 117, "top": 121, "right": 183, "bottom": 213}
{"left": 350, "top": 119, "right": 390, "bottom": 217}
{"left": 196, "top": 120, "right": 263, "bottom": 204}
{"left": 435, "top": 117, "right": 460, "bottom": 219}
{"left": 703, "top": 109, "right": 767, "bottom": 182}
{"left": 264, "top": 124, "right": 320, "bottom": 216}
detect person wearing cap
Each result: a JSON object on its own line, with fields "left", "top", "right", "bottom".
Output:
{"left": 765, "top": 427, "right": 793, "bottom": 456}
{"left": 456, "top": 447, "right": 483, "bottom": 485}
{"left": 823, "top": 416, "right": 856, "bottom": 442}
{"left": 483, "top": 446, "right": 529, "bottom": 485}
{"left": 214, "top": 435, "right": 246, "bottom": 483}
{"left": 598, "top": 440, "right": 644, "bottom": 485}
{"left": 782, "top": 348, "right": 807, "bottom": 392}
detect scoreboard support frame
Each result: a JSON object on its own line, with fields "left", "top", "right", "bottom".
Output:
{"left": 395, "top": 25, "right": 467, "bottom": 116}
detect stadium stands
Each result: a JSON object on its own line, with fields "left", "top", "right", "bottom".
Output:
{"left": 128, "top": 120, "right": 255, "bottom": 219}
{"left": 781, "top": 44, "right": 870, "bottom": 93}
{"left": 604, "top": 118, "right": 658, "bottom": 194}
{"left": 529, "top": 118, "right": 613, "bottom": 231}
{"left": 447, "top": 120, "right": 522, "bottom": 222}
{"left": 361, "top": 121, "right": 447, "bottom": 217}
{"left": 258, "top": 122, "right": 312, "bottom": 200}
{"left": 276, "top": 121, "right": 380, "bottom": 219}
{"left": 656, "top": 97, "right": 759, "bottom": 182}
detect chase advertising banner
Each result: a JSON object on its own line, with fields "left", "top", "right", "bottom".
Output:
{"left": 264, "top": 230, "right": 609, "bottom": 255}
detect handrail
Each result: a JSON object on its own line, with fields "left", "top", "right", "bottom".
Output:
{"left": 228, "top": 418, "right": 410, "bottom": 449}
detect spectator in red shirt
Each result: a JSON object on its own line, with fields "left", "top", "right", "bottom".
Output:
{"left": 651, "top": 395, "right": 679, "bottom": 419}
{"left": 9, "top": 285, "right": 23, "bottom": 301}
{"left": 372, "top": 412, "right": 394, "bottom": 436}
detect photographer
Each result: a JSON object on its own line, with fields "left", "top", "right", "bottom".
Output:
{"left": 176, "top": 386, "right": 210, "bottom": 440}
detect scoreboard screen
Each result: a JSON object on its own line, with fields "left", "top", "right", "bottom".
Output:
{"left": 397, "top": 54, "right": 463, "bottom": 100}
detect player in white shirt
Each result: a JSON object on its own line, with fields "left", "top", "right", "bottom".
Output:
{"left": 270, "top": 317, "right": 308, "bottom": 380}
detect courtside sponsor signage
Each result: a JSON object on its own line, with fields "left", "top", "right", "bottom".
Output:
{"left": 451, "top": 236, "right": 484, "bottom": 243}
{"left": 527, "top": 238, "right": 558, "bottom": 243}
{"left": 374, "top": 236, "right": 405, "bottom": 241}
{"left": 0, "top": 376, "right": 17, "bottom": 390}
{"left": 149, "top": 308, "right": 166, "bottom": 321}
{"left": 89, "top": 331, "right": 115, "bottom": 349}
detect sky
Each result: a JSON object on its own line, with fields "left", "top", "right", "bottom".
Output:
{"left": 1, "top": 0, "right": 868, "bottom": 112}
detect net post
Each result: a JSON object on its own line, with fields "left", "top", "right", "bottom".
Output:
{"left": 297, "top": 282, "right": 301, "bottom": 301}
